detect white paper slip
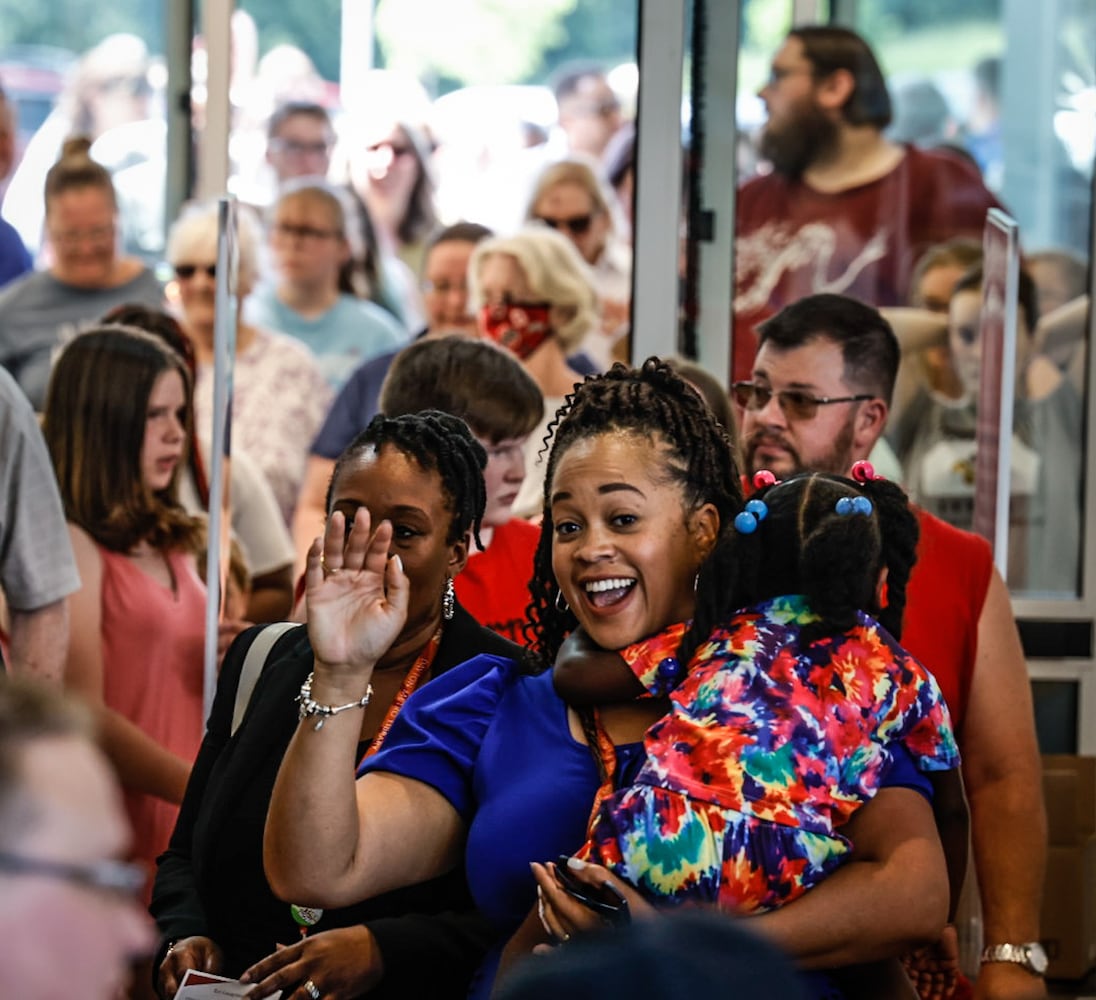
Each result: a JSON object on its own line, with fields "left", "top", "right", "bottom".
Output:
{"left": 176, "top": 968, "right": 282, "bottom": 999}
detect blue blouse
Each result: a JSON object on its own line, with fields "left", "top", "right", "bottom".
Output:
{"left": 360, "top": 653, "right": 931, "bottom": 998}
{"left": 360, "top": 655, "right": 645, "bottom": 996}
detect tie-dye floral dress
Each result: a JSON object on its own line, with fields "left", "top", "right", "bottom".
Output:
{"left": 582, "top": 595, "right": 959, "bottom": 912}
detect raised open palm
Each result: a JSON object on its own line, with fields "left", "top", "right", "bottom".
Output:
{"left": 305, "top": 508, "right": 409, "bottom": 673}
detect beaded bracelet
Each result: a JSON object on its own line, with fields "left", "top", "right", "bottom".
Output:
{"left": 297, "top": 672, "right": 373, "bottom": 731}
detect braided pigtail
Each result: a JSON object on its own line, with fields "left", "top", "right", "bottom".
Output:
{"left": 858, "top": 477, "right": 920, "bottom": 639}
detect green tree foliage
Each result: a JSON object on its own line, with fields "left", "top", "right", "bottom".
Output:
{"left": 241, "top": 0, "right": 344, "bottom": 82}
{"left": 373, "top": 0, "right": 578, "bottom": 87}
{"left": 0, "top": 0, "right": 161, "bottom": 52}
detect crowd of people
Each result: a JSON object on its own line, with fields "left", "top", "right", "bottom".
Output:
{"left": 0, "top": 21, "right": 1085, "bottom": 1000}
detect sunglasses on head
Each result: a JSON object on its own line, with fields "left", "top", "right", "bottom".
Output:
{"left": 732, "top": 381, "right": 874, "bottom": 421}
{"left": 173, "top": 264, "right": 216, "bottom": 280}
{"left": 535, "top": 213, "right": 595, "bottom": 236}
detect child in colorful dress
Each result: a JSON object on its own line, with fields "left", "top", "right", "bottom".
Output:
{"left": 552, "top": 462, "right": 964, "bottom": 916}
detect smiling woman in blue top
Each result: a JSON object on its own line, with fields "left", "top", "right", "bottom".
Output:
{"left": 265, "top": 358, "right": 952, "bottom": 999}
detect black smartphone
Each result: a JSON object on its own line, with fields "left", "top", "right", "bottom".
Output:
{"left": 552, "top": 855, "right": 631, "bottom": 926}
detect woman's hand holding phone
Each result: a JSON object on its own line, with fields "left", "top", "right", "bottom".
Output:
{"left": 530, "top": 856, "right": 652, "bottom": 947}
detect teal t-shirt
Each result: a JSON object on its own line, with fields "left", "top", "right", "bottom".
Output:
{"left": 248, "top": 287, "right": 407, "bottom": 390}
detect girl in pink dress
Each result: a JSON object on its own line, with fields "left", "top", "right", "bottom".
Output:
{"left": 43, "top": 325, "right": 207, "bottom": 895}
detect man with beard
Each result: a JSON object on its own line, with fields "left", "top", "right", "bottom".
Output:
{"left": 736, "top": 293, "right": 1048, "bottom": 1000}
{"left": 732, "top": 26, "right": 1001, "bottom": 381}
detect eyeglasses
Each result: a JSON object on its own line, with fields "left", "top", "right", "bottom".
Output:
{"left": 950, "top": 324, "right": 980, "bottom": 346}
{"left": 173, "top": 263, "right": 216, "bottom": 280}
{"left": 764, "top": 65, "right": 815, "bottom": 89}
{"left": 535, "top": 213, "right": 595, "bottom": 236}
{"left": 49, "top": 224, "right": 115, "bottom": 249}
{"left": 0, "top": 850, "right": 147, "bottom": 900}
{"left": 571, "top": 99, "right": 622, "bottom": 119}
{"left": 366, "top": 140, "right": 413, "bottom": 159}
{"left": 485, "top": 441, "right": 525, "bottom": 462}
{"left": 273, "top": 222, "right": 342, "bottom": 242}
{"left": 268, "top": 138, "right": 332, "bottom": 158}
{"left": 732, "top": 381, "right": 874, "bottom": 421}
{"left": 422, "top": 279, "right": 468, "bottom": 296}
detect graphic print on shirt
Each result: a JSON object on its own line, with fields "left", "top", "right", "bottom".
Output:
{"left": 734, "top": 221, "right": 890, "bottom": 314}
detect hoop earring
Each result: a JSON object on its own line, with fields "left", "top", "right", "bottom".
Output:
{"left": 442, "top": 577, "right": 455, "bottom": 621}
{"left": 554, "top": 589, "right": 569, "bottom": 613}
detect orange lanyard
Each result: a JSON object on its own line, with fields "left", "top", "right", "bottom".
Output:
{"left": 291, "top": 626, "right": 443, "bottom": 937}
{"left": 363, "top": 626, "right": 442, "bottom": 759}
{"left": 587, "top": 708, "right": 619, "bottom": 830}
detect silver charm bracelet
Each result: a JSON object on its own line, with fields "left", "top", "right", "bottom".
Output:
{"left": 297, "top": 672, "right": 374, "bottom": 731}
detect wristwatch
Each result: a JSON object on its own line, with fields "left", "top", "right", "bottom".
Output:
{"left": 980, "top": 942, "right": 1049, "bottom": 976}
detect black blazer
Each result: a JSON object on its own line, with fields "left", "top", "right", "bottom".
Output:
{"left": 151, "top": 605, "right": 520, "bottom": 998}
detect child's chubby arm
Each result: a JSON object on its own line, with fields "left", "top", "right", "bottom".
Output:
{"left": 552, "top": 627, "right": 645, "bottom": 706}
{"left": 552, "top": 622, "right": 691, "bottom": 706}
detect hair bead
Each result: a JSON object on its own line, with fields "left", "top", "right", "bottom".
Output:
{"left": 850, "top": 460, "right": 882, "bottom": 483}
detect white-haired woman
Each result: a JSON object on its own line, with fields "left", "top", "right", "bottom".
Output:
{"left": 166, "top": 201, "right": 332, "bottom": 525}
{"left": 468, "top": 224, "right": 599, "bottom": 518}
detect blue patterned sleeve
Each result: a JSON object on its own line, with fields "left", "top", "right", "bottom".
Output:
{"left": 358, "top": 654, "right": 518, "bottom": 821}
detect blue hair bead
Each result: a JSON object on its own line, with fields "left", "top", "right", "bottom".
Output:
{"left": 852, "top": 496, "right": 874, "bottom": 516}
{"left": 745, "top": 498, "right": 768, "bottom": 521}
{"left": 835, "top": 497, "right": 855, "bottom": 516}
{"left": 734, "top": 511, "right": 759, "bottom": 534}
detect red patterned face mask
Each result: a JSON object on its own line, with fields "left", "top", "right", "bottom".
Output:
{"left": 479, "top": 301, "right": 553, "bottom": 359}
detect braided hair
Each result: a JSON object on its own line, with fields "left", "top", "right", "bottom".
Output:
{"left": 727, "top": 472, "right": 920, "bottom": 645}
{"left": 326, "top": 410, "right": 487, "bottom": 548}
{"left": 524, "top": 358, "right": 744, "bottom": 669}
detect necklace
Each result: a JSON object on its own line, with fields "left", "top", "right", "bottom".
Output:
{"left": 289, "top": 625, "right": 443, "bottom": 937}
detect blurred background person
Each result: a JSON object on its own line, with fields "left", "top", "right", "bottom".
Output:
{"left": 341, "top": 70, "right": 437, "bottom": 295}
{"left": 248, "top": 179, "right": 407, "bottom": 391}
{"left": 601, "top": 120, "right": 635, "bottom": 241}
{"left": 292, "top": 220, "right": 493, "bottom": 566}
{"left": 526, "top": 158, "right": 630, "bottom": 368}
{"left": 0, "top": 362, "right": 79, "bottom": 681}
{"left": 468, "top": 225, "right": 598, "bottom": 518}
{"left": 0, "top": 85, "right": 31, "bottom": 287}
{"left": 887, "top": 78, "right": 956, "bottom": 150}
{"left": 2, "top": 33, "right": 155, "bottom": 259}
{"left": 552, "top": 62, "right": 624, "bottom": 160}
{"left": 0, "top": 679, "right": 156, "bottom": 1000}
{"left": 0, "top": 138, "right": 163, "bottom": 408}
{"left": 892, "top": 264, "right": 1082, "bottom": 595}
{"left": 1027, "top": 248, "right": 1087, "bottom": 319}
{"left": 265, "top": 102, "right": 334, "bottom": 187}
{"left": 166, "top": 200, "right": 331, "bottom": 526}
